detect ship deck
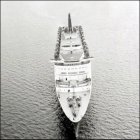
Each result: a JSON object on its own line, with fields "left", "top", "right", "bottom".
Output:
{"left": 60, "top": 48, "right": 83, "bottom": 62}
{"left": 53, "top": 14, "right": 92, "bottom": 122}
{"left": 59, "top": 26, "right": 84, "bottom": 62}
{"left": 57, "top": 89, "right": 91, "bottom": 122}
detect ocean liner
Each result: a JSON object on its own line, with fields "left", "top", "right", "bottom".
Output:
{"left": 51, "top": 14, "right": 93, "bottom": 122}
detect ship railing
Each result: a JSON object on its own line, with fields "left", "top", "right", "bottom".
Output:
{"left": 56, "top": 78, "right": 91, "bottom": 87}
{"left": 77, "top": 78, "right": 91, "bottom": 85}
{"left": 57, "top": 90, "right": 90, "bottom": 95}
{"left": 56, "top": 80, "right": 70, "bottom": 87}
{"left": 54, "top": 27, "right": 62, "bottom": 60}
{"left": 78, "top": 26, "right": 91, "bottom": 58}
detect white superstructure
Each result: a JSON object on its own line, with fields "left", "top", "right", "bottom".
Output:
{"left": 51, "top": 14, "right": 93, "bottom": 122}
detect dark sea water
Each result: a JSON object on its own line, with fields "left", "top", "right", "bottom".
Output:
{"left": 1, "top": 1, "right": 139, "bottom": 139}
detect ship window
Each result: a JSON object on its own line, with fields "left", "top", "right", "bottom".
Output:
{"left": 72, "top": 44, "right": 80, "bottom": 47}
{"left": 61, "top": 72, "right": 66, "bottom": 74}
{"left": 62, "top": 45, "right": 70, "bottom": 47}
{"left": 79, "top": 71, "right": 85, "bottom": 73}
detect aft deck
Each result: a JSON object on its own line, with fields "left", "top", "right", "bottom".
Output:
{"left": 60, "top": 48, "right": 83, "bottom": 62}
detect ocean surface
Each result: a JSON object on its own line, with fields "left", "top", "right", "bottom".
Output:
{"left": 1, "top": 1, "right": 139, "bottom": 139}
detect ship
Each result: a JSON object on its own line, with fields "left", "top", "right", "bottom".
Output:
{"left": 51, "top": 14, "right": 93, "bottom": 122}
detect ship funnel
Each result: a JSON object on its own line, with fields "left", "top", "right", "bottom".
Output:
{"left": 68, "top": 13, "right": 73, "bottom": 33}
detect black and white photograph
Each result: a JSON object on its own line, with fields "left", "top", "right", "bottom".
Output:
{"left": 1, "top": 1, "right": 139, "bottom": 139}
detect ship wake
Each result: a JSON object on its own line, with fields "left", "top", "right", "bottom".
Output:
{"left": 75, "top": 122, "right": 80, "bottom": 139}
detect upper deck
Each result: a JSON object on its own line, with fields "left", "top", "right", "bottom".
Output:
{"left": 60, "top": 26, "right": 84, "bottom": 62}
{"left": 53, "top": 14, "right": 91, "bottom": 63}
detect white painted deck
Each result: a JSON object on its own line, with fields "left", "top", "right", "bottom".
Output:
{"left": 54, "top": 61, "right": 92, "bottom": 122}
{"left": 57, "top": 88, "right": 92, "bottom": 122}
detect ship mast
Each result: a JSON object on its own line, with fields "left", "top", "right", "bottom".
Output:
{"left": 68, "top": 13, "right": 72, "bottom": 33}
{"left": 68, "top": 13, "right": 73, "bottom": 52}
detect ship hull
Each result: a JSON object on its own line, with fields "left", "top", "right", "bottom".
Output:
{"left": 51, "top": 14, "right": 93, "bottom": 122}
